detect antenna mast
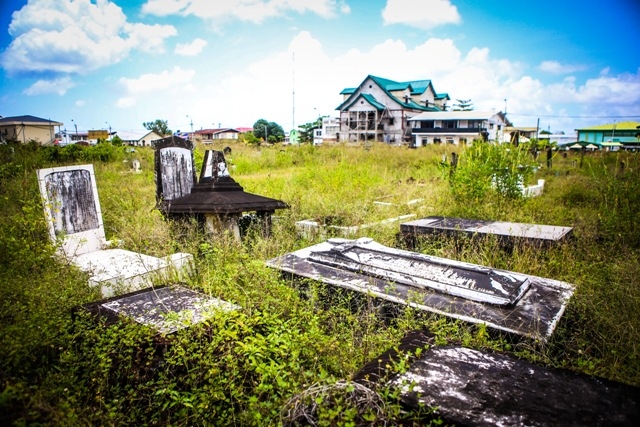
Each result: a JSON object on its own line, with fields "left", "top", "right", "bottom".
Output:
{"left": 292, "top": 52, "right": 295, "bottom": 129}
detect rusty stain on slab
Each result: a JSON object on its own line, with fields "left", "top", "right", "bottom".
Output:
{"left": 266, "top": 237, "right": 575, "bottom": 340}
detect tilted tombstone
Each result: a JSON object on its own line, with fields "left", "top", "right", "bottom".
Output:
{"left": 266, "top": 237, "right": 574, "bottom": 341}
{"left": 37, "top": 164, "right": 193, "bottom": 297}
{"left": 353, "top": 329, "right": 640, "bottom": 427}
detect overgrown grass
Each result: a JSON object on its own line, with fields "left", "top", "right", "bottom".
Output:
{"left": 1, "top": 141, "right": 639, "bottom": 425}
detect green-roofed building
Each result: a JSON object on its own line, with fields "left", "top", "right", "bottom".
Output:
{"left": 576, "top": 121, "right": 640, "bottom": 150}
{"left": 336, "top": 75, "right": 449, "bottom": 144}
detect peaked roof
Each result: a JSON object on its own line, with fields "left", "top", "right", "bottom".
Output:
{"left": 337, "top": 75, "right": 444, "bottom": 112}
{"left": 0, "top": 115, "right": 62, "bottom": 126}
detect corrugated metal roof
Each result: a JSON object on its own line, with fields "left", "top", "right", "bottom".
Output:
{"left": 575, "top": 121, "right": 640, "bottom": 131}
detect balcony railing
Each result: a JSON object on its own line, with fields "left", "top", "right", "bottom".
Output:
{"left": 412, "top": 127, "right": 487, "bottom": 134}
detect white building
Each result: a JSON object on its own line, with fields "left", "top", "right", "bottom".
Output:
{"left": 409, "top": 110, "right": 510, "bottom": 146}
{"left": 336, "top": 75, "right": 449, "bottom": 144}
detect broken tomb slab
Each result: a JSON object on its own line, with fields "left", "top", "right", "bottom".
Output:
{"left": 266, "top": 237, "right": 575, "bottom": 340}
{"left": 75, "top": 284, "right": 239, "bottom": 334}
{"left": 354, "top": 330, "right": 640, "bottom": 427}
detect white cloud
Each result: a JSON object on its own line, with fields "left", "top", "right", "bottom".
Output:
{"left": 1, "top": 0, "right": 177, "bottom": 75}
{"left": 142, "top": 0, "right": 349, "bottom": 24}
{"left": 116, "top": 66, "right": 196, "bottom": 107}
{"left": 23, "top": 77, "right": 75, "bottom": 96}
{"left": 75, "top": 99, "right": 86, "bottom": 107}
{"left": 539, "top": 60, "right": 586, "bottom": 74}
{"left": 189, "top": 32, "right": 639, "bottom": 133}
{"left": 382, "top": 0, "right": 460, "bottom": 29}
{"left": 174, "top": 38, "right": 208, "bottom": 56}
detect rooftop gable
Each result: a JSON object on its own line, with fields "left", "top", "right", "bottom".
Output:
{"left": 0, "top": 115, "right": 62, "bottom": 126}
{"left": 337, "top": 75, "right": 444, "bottom": 112}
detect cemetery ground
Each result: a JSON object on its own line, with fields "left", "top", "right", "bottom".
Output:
{"left": 1, "top": 140, "right": 639, "bottom": 425}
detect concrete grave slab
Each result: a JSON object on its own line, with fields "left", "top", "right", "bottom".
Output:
{"left": 77, "top": 284, "right": 239, "bottom": 334}
{"left": 37, "top": 164, "right": 193, "bottom": 297}
{"left": 354, "top": 330, "right": 640, "bottom": 427}
{"left": 401, "top": 216, "right": 573, "bottom": 249}
{"left": 266, "top": 238, "right": 574, "bottom": 340}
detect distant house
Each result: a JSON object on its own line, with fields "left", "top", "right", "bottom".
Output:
{"left": 192, "top": 128, "right": 240, "bottom": 143}
{"left": 336, "top": 75, "right": 450, "bottom": 144}
{"left": 0, "top": 115, "right": 62, "bottom": 145}
{"left": 576, "top": 121, "right": 640, "bottom": 150}
{"left": 409, "top": 110, "right": 510, "bottom": 146}
{"left": 115, "top": 130, "right": 163, "bottom": 146}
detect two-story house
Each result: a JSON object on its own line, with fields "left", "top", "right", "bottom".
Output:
{"left": 409, "top": 110, "right": 510, "bottom": 146}
{"left": 336, "top": 75, "right": 450, "bottom": 144}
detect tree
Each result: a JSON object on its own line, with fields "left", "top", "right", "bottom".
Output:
{"left": 252, "top": 119, "right": 284, "bottom": 143}
{"left": 143, "top": 119, "right": 171, "bottom": 136}
{"left": 298, "top": 117, "right": 323, "bottom": 144}
{"left": 452, "top": 99, "right": 473, "bottom": 111}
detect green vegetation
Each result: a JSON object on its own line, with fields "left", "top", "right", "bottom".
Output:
{"left": 1, "top": 140, "right": 639, "bottom": 425}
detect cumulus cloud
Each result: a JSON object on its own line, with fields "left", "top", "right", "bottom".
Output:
{"left": 539, "top": 60, "right": 586, "bottom": 74}
{"left": 382, "top": 0, "right": 460, "bottom": 29}
{"left": 23, "top": 77, "right": 75, "bottom": 96}
{"left": 197, "top": 32, "right": 639, "bottom": 132}
{"left": 142, "top": 0, "right": 350, "bottom": 24}
{"left": 174, "top": 38, "right": 208, "bottom": 56}
{"left": 1, "top": 0, "right": 177, "bottom": 75}
{"left": 116, "top": 66, "right": 196, "bottom": 107}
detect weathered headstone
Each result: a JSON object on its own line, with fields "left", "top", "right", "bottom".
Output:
{"left": 37, "top": 164, "right": 193, "bottom": 297}
{"left": 153, "top": 136, "right": 197, "bottom": 206}
{"left": 266, "top": 237, "right": 574, "bottom": 340}
{"left": 354, "top": 330, "right": 640, "bottom": 427}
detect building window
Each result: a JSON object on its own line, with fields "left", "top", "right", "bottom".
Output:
{"left": 434, "top": 137, "right": 442, "bottom": 144}
{"left": 420, "top": 120, "right": 435, "bottom": 128}
{"left": 489, "top": 123, "right": 494, "bottom": 129}
{"left": 459, "top": 137, "right": 467, "bottom": 145}
{"left": 468, "top": 120, "right": 482, "bottom": 129}
{"left": 443, "top": 120, "right": 457, "bottom": 129}
{"left": 498, "top": 125, "right": 502, "bottom": 130}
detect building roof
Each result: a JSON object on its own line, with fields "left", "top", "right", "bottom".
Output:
{"left": 115, "top": 130, "right": 162, "bottom": 141}
{"left": 194, "top": 128, "right": 239, "bottom": 135}
{"left": 575, "top": 121, "right": 640, "bottom": 131}
{"left": 0, "top": 115, "right": 63, "bottom": 126}
{"left": 408, "top": 110, "right": 507, "bottom": 121}
{"left": 235, "top": 127, "right": 253, "bottom": 133}
{"left": 337, "top": 75, "right": 445, "bottom": 112}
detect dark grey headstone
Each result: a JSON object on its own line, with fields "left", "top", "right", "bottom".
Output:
{"left": 153, "top": 136, "right": 197, "bottom": 203}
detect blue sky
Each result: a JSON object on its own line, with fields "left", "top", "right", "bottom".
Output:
{"left": 1, "top": 0, "right": 639, "bottom": 135}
